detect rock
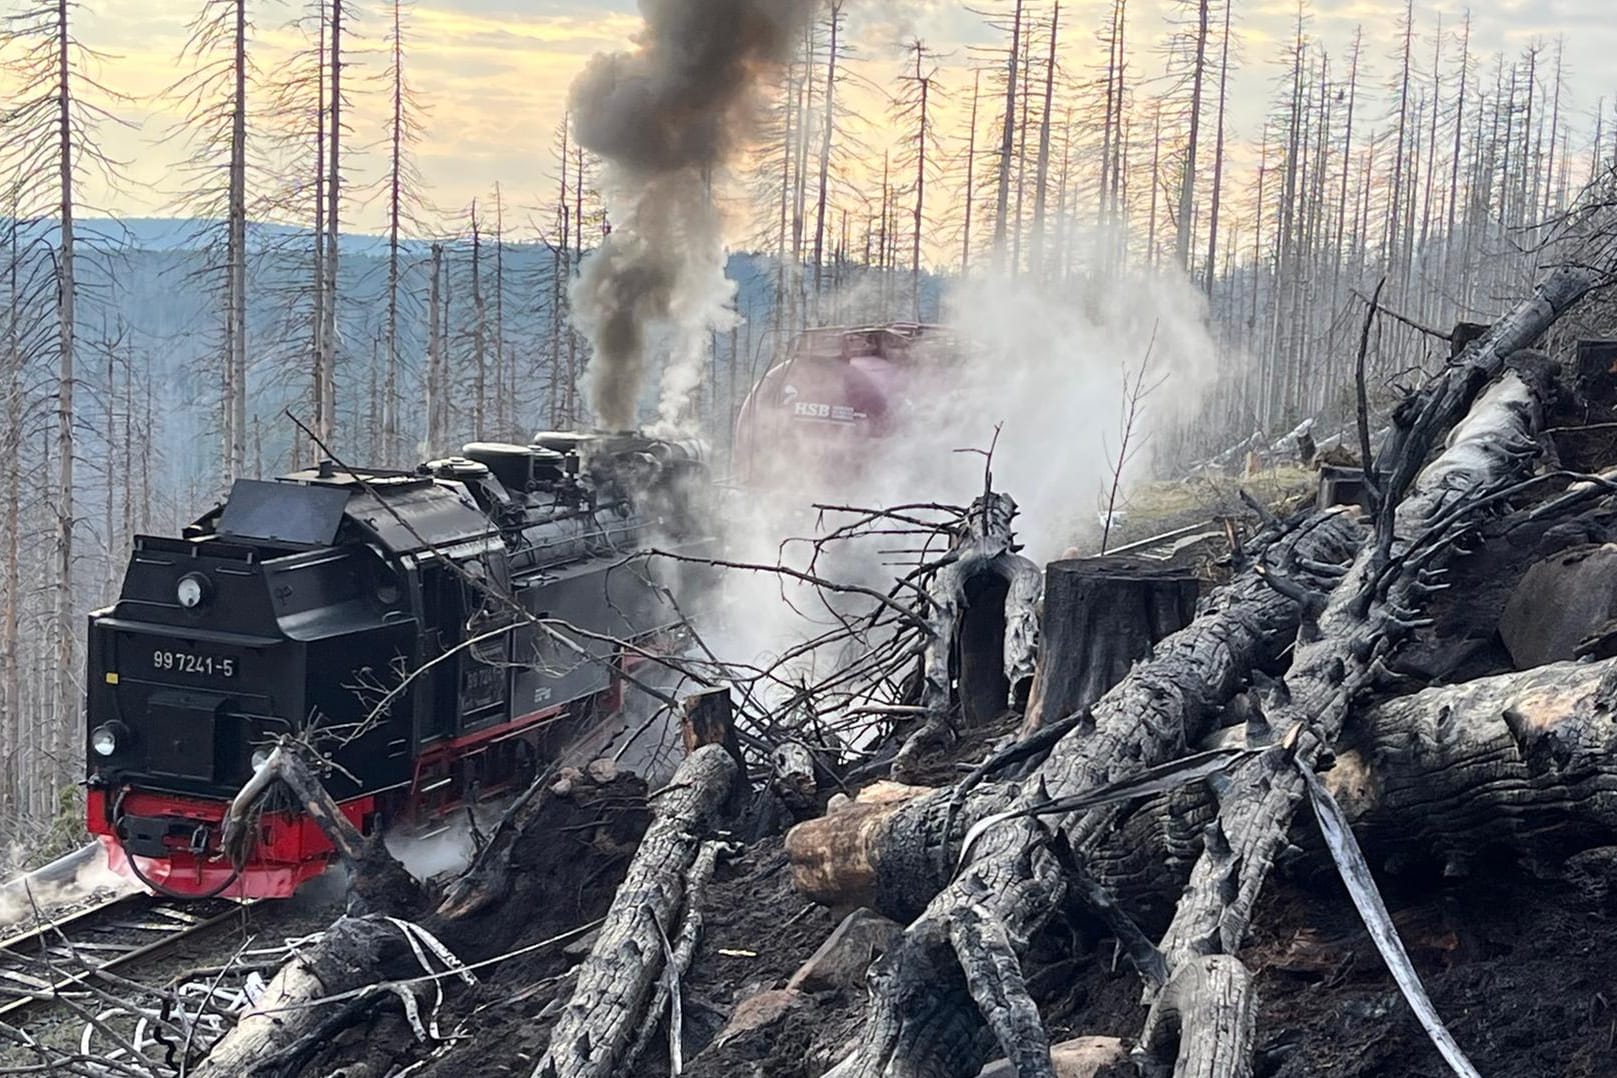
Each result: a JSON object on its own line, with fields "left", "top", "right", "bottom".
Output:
{"left": 1500, "top": 544, "right": 1617, "bottom": 667}
{"left": 714, "top": 988, "right": 805, "bottom": 1047}
{"left": 975, "top": 1036, "right": 1127, "bottom": 1077}
{"left": 785, "top": 908, "right": 901, "bottom": 993}
{"left": 585, "top": 758, "right": 619, "bottom": 785}
{"left": 549, "top": 766, "right": 584, "bottom": 798}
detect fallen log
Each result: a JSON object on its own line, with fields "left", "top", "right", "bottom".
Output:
{"left": 824, "top": 259, "right": 1610, "bottom": 1078}
{"left": 194, "top": 743, "right": 433, "bottom": 1077}
{"left": 191, "top": 743, "right": 654, "bottom": 1077}
{"left": 536, "top": 743, "right": 740, "bottom": 1078}
{"left": 1142, "top": 368, "right": 1547, "bottom": 1078}
{"left": 1139, "top": 271, "right": 1602, "bottom": 1077}
{"left": 794, "top": 655, "right": 1617, "bottom": 925}
{"left": 1329, "top": 657, "right": 1617, "bottom": 874}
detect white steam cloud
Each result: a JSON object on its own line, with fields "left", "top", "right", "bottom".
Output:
{"left": 702, "top": 252, "right": 1219, "bottom": 707}
{"left": 569, "top": 0, "right": 816, "bottom": 432}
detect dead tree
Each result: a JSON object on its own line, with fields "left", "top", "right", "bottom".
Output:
{"left": 1020, "top": 558, "right": 1198, "bottom": 736}
{"left": 790, "top": 508, "right": 1363, "bottom": 925}
{"left": 892, "top": 492, "right": 1042, "bottom": 781}
{"left": 1140, "top": 367, "right": 1548, "bottom": 1077}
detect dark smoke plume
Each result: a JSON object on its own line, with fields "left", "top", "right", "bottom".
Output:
{"left": 569, "top": 0, "right": 815, "bottom": 431}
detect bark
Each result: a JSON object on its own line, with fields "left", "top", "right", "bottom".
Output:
{"left": 427, "top": 242, "right": 444, "bottom": 449}
{"left": 195, "top": 745, "right": 657, "bottom": 1076}
{"left": 384, "top": 0, "right": 404, "bottom": 464}
{"left": 223, "top": 744, "right": 425, "bottom": 912}
{"left": 1137, "top": 956, "right": 1254, "bottom": 1078}
{"left": 1020, "top": 558, "right": 1198, "bottom": 736}
{"left": 1174, "top": 0, "right": 1209, "bottom": 272}
{"left": 319, "top": 0, "right": 341, "bottom": 444}
{"left": 991, "top": 0, "right": 1022, "bottom": 269}
{"left": 810, "top": 1, "right": 840, "bottom": 305}
{"left": 227, "top": 0, "right": 247, "bottom": 480}
{"left": 196, "top": 745, "right": 430, "bottom": 1078}
{"left": 1202, "top": 0, "right": 1232, "bottom": 297}
{"left": 1331, "top": 658, "right": 1617, "bottom": 873}
{"left": 961, "top": 71, "right": 979, "bottom": 278}
{"left": 189, "top": 915, "right": 407, "bottom": 1078}
{"left": 52, "top": 0, "right": 77, "bottom": 794}
{"left": 536, "top": 745, "right": 739, "bottom": 1078}
{"left": 794, "top": 655, "right": 1617, "bottom": 923}
{"left": 1027, "top": 0, "right": 1058, "bottom": 278}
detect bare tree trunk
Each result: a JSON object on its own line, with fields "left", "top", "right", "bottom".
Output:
{"left": 227, "top": 0, "right": 247, "bottom": 481}
{"left": 961, "top": 70, "right": 979, "bottom": 278}
{"left": 1384, "top": 0, "right": 1413, "bottom": 282}
{"left": 1028, "top": 0, "right": 1059, "bottom": 278}
{"left": 1, "top": 218, "right": 20, "bottom": 812}
{"left": 52, "top": 0, "right": 78, "bottom": 795}
{"left": 1174, "top": 0, "right": 1209, "bottom": 272}
{"left": 1098, "top": 0, "right": 1124, "bottom": 246}
{"left": 310, "top": 6, "right": 326, "bottom": 460}
{"left": 1202, "top": 0, "right": 1231, "bottom": 296}
{"left": 810, "top": 1, "right": 840, "bottom": 309}
{"left": 1331, "top": 28, "right": 1361, "bottom": 299}
{"left": 992, "top": 0, "right": 1023, "bottom": 270}
{"left": 569, "top": 142, "right": 583, "bottom": 423}
{"left": 910, "top": 51, "right": 930, "bottom": 324}
{"left": 471, "top": 201, "right": 486, "bottom": 438}
{"left": 384, "top": 0, "right": 404, "bottom": 465}
{"left": 319, "top": 0, "right": 341, "bottom": 445}
{"left": 426, "top": 241, "right": 443, "bottom": 450}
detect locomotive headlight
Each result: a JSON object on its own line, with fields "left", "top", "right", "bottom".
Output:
{"left": 176, "top": 574, "right": 209, "bottom": 610}
{"left": 250, "top": 748, "right": 272, "bottom": 771}
{"left": 91, "top": 722, "right": 123, "bottom": 757}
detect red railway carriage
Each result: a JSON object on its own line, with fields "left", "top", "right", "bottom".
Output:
{"left": 733, "top": 322, "right": 961, "bottom": 485}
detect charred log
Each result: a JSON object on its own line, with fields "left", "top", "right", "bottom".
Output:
{"left": 537, "top": 743, "right": 740, "bottom": 1078}
{"left": 193, "top": 745, "right": 653, "bottom": 1077}
{"left": 816, "top": 507, "right": 1361, "bottom": 927}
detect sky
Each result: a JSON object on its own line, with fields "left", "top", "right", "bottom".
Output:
{"left": 17, "top": 0, "right": 1617, "bottom": 239}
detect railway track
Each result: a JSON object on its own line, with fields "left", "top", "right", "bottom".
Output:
{"left": 0, "top": 891, "right": 253, "bottom": 1019}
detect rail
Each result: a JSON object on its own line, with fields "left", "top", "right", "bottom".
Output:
{"left": 0, "top": 891, "right": 252, "bottom": 1019}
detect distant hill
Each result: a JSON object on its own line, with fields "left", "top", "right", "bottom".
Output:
{"left": 38, "top": 217, "right": 942, "bottom": 495}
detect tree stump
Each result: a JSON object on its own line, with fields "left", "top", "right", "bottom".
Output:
{"left": 1021, "top": 557, "right": 1199, "bottom": 735}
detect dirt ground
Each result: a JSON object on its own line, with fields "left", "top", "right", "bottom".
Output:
{"left": 615, "top": 832, "right": 1617, "bottom": 1077}
{"left": 26, "top": 749, "right": 1613, "bottom": 1076}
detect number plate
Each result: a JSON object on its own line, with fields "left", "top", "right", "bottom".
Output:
{"left": 151, "top": 648, "right": 238, "bottom": 679}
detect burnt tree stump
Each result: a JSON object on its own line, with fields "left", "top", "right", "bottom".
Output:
{"left": 1021, "top": 557, "right": 1199, "bottom": 735}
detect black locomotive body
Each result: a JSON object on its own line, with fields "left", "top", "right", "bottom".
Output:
{"left": 85, "top": 432, "right": 709, "bottom": 898}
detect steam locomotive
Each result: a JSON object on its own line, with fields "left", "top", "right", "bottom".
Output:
{"left": 84, "top": 432, "right": 710, "bottom": 899}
